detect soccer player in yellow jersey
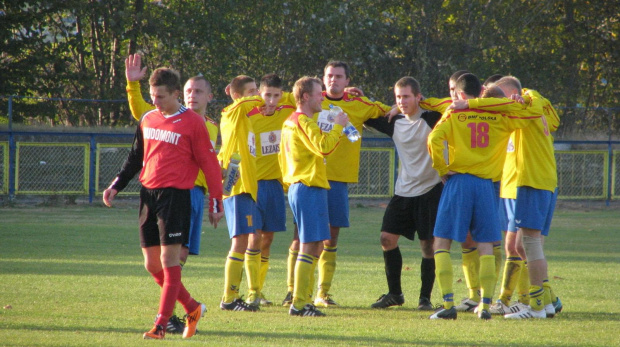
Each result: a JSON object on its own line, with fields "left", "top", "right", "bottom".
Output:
{"left": 493, "top": 76, "right": 562, "bottom": 319}
{"left": 125, "top": 54, "right": 219, "bottom": 333}
{"left": 306, "top": 60, "right": 396, "bottom": 307}
{"left": 427, "top": 73, "right": 542, "bottom": 320}
{"left": 218, "top": 75, "right": 261, "bottom": 312}
{"left": 421, "top": 70, "right": 499, "bottom": 313}
{"left": 280, "top": 76, "right": 347, "bottom": 316}
{"left": 239, "top": 74, "right": 295, "bottom": 306}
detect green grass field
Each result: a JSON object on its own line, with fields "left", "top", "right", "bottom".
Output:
{"left": 1, "top": 204, "right": 619, "bottom": 346}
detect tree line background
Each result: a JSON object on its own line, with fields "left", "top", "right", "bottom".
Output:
{"left": 0, "top": 0, "right": 618, "bottom": 139}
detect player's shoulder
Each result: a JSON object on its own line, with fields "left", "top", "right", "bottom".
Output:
{"left": 342, "top": 92, "right": 376, "bottom": 106}
{"left": 141, "top": 108, "right": 160, "bottom": 122}
{"left": 421, "top": 110, "right": 442, "bottom": 128}
{"left": 205, "top": 116, "right": 218, "bottom": 126}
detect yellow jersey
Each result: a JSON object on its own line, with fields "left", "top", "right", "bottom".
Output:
{"left": 218, "top": 96, "right": 259, "bottom": 200}
{"left": 125, "top": 80, "right": 218, "bottom": 191}
{"left": 420, "top": 97, "right": 452, "bottom": 115}
{"left": 251, "top": 103, "right": 296, "bottom": 181}
{"left": 280, "top": 112, "right": 344, "bottom": 189}
{"left": 514, "top": 89, "right": 559, "bottom": 192}
{"left": 314, "top": 92, "right": 392, "bottom": 182}
{"left": 428, "top": 98, "right": 543, "bottom": 180}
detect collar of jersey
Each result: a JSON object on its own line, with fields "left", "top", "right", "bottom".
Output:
{"left": 162, "top": 105, "right": 187, "bottom": 118}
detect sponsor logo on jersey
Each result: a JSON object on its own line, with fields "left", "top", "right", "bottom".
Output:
{"left": 168, "top": 232, "right": 182, "bottom": 237}
{"left": 143, "top": 127, "right": 181, "bottom": 145}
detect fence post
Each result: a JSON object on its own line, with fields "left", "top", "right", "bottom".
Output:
{"left": 607, "top": 136, "right": 613, "bottom": 206}
{"left": 89, "top": 134, "right": 97, "bottom": 204}
{"left": 8, "top": 96, "right": 15, "bottom": 201}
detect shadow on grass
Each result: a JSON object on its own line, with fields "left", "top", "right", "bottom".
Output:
{"left": 0, "top": 324, "right": 536, "bottom": 346}
{"left": 557, "top": 311, "right": 620, "bottom": 322}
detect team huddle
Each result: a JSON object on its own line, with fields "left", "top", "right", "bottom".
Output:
{"left": 102, "top": 55, "right": 561, "bottom": 339}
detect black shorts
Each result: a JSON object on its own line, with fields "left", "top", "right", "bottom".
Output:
{"left": 380, "top": 183, "right": 443, "bottom": 241}
{"left": 139, "top": 187, "right": 191, "bottom": 248}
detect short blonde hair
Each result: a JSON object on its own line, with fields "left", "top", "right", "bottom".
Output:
{"left": 494, "top": 76, "right": 522, "bottom": 93}
{"left": 292, "top": 76, "right": 321, "bottom": 105}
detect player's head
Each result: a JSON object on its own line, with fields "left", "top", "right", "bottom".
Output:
{"left": 230, "top": 75, "right": 258, "bottom": 100}
{"left": 481, "top": 85, "right": 506, "bottom": 98}
{"left": 454, "top": 73, "right": 482, "bottom": 100}
{"left": 184, "top": 75, "right": 213, "bottom": 115}
{"left": 494, "top": 76, "right": 522, "bottom": 97}
{"left": 323, "top": 60, "right": 350, "bottom": 98}
{"left": 149, "top": 68, "right": 181, "bottom": 114}
{"left": 259, "top": 74, "right": 283, "bottom": 116}
{"left": 449, "top": 70, "right": 469, "bottom": 101}
{"left": 293, "top": 76, "right": 323, "bottom": 113}
{"left": 483, "top": 74, "right": 504, "bottom": 87}
{"left": 394, "top": 77, "right": 422, "bottom": 116}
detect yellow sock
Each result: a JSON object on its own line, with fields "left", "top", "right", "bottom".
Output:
{"left": 529, "top": 285, "right": 544, "bottom": 311}
{"left": 498, "top": 257, "right": 523, "bottom": 305}
{"left": 287, "top": 249, "right": 298, "bottom": 292}
{"left": 493, "top": 244, "right": 502, "bottom": 280}
{"left": 258, "top": 256, "right": 269, "bottom": 293}
{"left": 548, "top": 279, "right": 558, "bottom": 303}
{"left": 309, "top": 254, "right": 318, "bottom": 301}
{"left": 435, "top": 249, "right": 454, "bottom": 309}
{"left": 293, "top": 252, "right": 317, "bottom": 310}
{"left": 223, "top": 251, "right": 244, "bottom": 303}
{"left": 317, "top": 246, "right": 337, "bottom": 298}
{"left": 517, "top": 262, "right": 530, "bottom": 304}
{"left": 479, "top": 255, "right": 496, "bottom": 311}
{"left": 461, "top": 248, "right": 480, "bottom": 301}
{"left": 244, "top": 248, "right": 261, "bottom": 299}
{"left": 543, "top": 278, "right": 552, "bottom": 306}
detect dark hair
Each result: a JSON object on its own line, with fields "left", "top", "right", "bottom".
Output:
{"left": 455, "top": 73, "right": 482, "bottom": 98}
{"left": 324, "top": 60, "right": 351, "bottom": 79}
{"left": 260, "top": 73, "right": 282, "bottom": 89}
{"left": 449, "top": 70, "right": 470, "bottom": 83}
{"left": 149, "top": 68, "right": 181, "bottom": 92}
{"left": 394, "top": 76, "right": 421, "bottom": 95}
{"left": 483, "top": 74, "right": 504, "bottom": 87}
{"left": 230, "top": 75, "right": 255, "bottom": 96}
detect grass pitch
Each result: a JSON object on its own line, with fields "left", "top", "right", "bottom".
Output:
{"left": 0, "top": 203, "right": 619, "bottom": 346}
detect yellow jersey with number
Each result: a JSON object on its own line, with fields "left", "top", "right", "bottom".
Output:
{"left": 428, "top": 97, "right": 542, "bottom": 180}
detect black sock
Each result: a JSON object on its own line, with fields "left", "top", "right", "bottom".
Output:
{"left": 420, "top": 257, "right": 435, "bottom": 300}
{"left": 384, "top": 247, "right": 402, "bottom": 295}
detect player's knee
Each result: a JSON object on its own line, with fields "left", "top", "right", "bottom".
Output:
{"left": 420, "top": 240, "right": 434, "bottom": 258}
{"left": 379, "top": 232, "right": 397, "bottom": 250}
{"left": 522, "top": 235, "right": 545, "bottom": 262}
{"left": 144, "top": 261, "right": 162, "bottom": 274}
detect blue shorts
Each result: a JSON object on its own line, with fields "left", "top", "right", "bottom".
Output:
{"left": 288, "top": 183, "right": 330, "bottom": 243}
{"left": 187, "top": 186, "right": 205, "bottom": 255}
{"left": 493, "top": 181, "right": 501, "bottom": 207}
{"left": 223, "top": 193, "right": 256, "bottom": 238}
{"left": 515, "top": 187, "right": 557, "bottom": 236}
{"left": 433, "top": 174, "right": 501, "bottom": 243}
{"left": 256, "top": 179, "right": 287, "bottom": 232}
{"left": 327, "top": 181, "right": 349, "bottom": 228}
{"left": 500, "top": 198, "right": 517, "bottom": 233}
